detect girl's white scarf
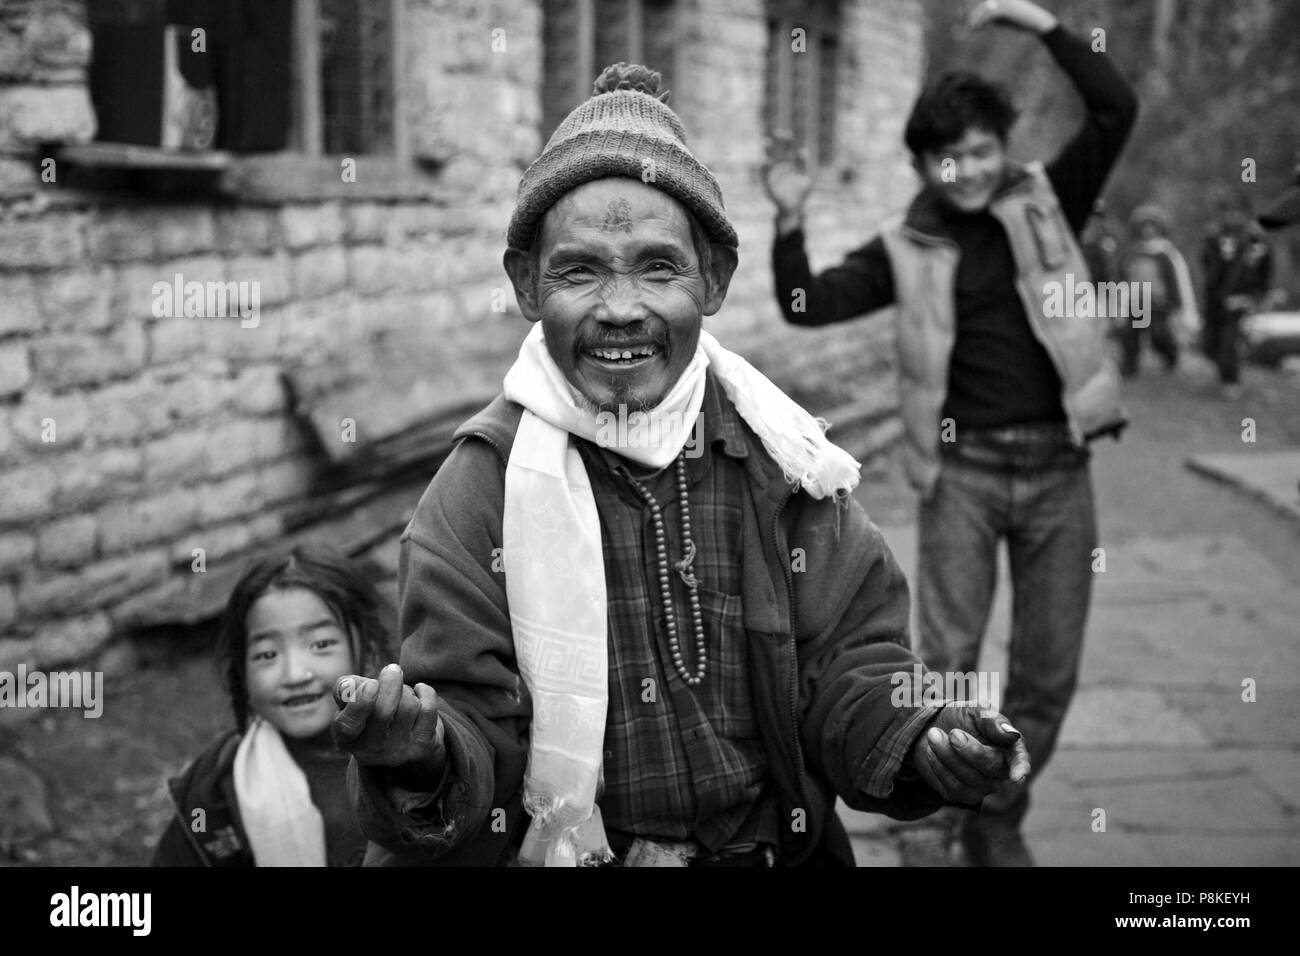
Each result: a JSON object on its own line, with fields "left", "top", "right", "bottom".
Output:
{"left": 500, "top": 323, "right": 859, "bottom": 866}
{"left": 231, "top": 717, "right": 328, "bottom": 866}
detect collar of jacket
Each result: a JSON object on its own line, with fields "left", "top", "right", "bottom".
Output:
{"left": 901, "top": 161, "right": 1035, "bottom": 242}
{"left": 453, "top": 367, "right": 799, "bottom": 514}
{"left": 165, "top": 728, "right": 254, "bottom": 866}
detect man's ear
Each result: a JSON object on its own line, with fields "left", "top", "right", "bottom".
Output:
{"left": 503, "top": 248, "right": 541, "bottom": 322}
{"left": 702, "top": 243, "right": 739, "bottom": 316}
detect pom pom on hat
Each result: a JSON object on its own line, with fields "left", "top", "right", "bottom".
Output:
{"left": 592, "top": 62, "right": 671, "bottom": 102}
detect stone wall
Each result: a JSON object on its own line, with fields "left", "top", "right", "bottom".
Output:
{"left": 0, "top": 0, "right": 921, "bottom": 669}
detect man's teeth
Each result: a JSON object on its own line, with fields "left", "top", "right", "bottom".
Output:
{"left": 589, "top": 346, "right": 658, "bottom": 361}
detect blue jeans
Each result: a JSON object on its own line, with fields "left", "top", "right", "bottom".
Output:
{"left": 916, "top": 423, "right": 1097, "bottom": 832}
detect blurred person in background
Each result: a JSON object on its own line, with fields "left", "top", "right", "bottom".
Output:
{"left": 1119, "top": 204, "right": 1197, "bottom": 377}
{"left": 1201, "top": 190, "right": 1272, "bottom": 398}
{"left": 1081, "top": 199, "right": 1126, "bottom": 358}
{"left": 1081, "top": 200, "right": 1123, "bottom": 289}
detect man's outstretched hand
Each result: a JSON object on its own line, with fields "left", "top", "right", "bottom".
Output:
{"left": 332, "top": 663, "right": 446, "bottom": 782}
{"left": 969, "top": 0, "right": 1059, "bottom": 35}
{"left": 907, "top": 704, "right": 1031, "bottom": 806}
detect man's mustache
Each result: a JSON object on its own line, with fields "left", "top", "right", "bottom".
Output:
{"left": 579, "top": 325, "right": 670, "bottom": 350}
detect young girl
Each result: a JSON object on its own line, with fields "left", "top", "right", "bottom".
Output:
{"left": 152, "top": 544, "right": 396, "bottom": 866}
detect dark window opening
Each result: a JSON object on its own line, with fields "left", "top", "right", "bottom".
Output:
{"left": 319, "top": 0, "right": 395, "bottom": 156}
{"left": 84, "top": 0, "right": 394, "bottom": 160}
{"left": 765, "top": 0, "right": 840, "bottom": 169}
{"left": 542, "top": 0, "right": 676, "bottom": 140}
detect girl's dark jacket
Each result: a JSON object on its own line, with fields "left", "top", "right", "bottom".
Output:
{"left": 151, "top": 730, "right": 256, "bottom": 867}
{"left": 349, "top": 374, "right": 948, "bottom": 866}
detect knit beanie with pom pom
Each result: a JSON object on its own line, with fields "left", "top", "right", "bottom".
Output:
{"left": 506, "top": 62, "right": 738, "bottom": 251}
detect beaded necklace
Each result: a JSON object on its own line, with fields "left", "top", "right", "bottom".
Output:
{"left": 624, "top": 451, "right": 706, "bottom": 687}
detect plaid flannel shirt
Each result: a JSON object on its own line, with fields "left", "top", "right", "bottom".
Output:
{"left": 574, "top": 380, "right": 778, "bottom": 853}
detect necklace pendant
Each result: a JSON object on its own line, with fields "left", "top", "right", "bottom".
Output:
{"left": 675, "top": 539, "right": 698, "bottom": 588}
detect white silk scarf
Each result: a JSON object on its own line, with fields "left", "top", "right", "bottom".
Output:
{"left": 231, "top": 717, "right": 328, "bottom": 867}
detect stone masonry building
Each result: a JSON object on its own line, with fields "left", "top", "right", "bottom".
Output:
{"left": 0, "top": 0, "right": 922, "bottom": 671}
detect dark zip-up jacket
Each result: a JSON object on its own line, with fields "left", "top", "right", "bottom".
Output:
{"left": 349, "top": 373, "right": 947, "bottom": 866}
{"left": 153, "top": 729, "right": 367, "bottom": 866}
{"left": 151, "top": 730, "right": 256, "bottom": 867}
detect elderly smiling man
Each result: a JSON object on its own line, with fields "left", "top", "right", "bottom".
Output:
{"left": 330, "top": 64, "right": 1029, "bottom": 867}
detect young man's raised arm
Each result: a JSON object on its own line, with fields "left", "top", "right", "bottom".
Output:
{"left": 763, "top": 130, "right": 896, "bottom": 327}
{"left": 1041, "top": 23, "right": 1140, "bottom": 231}
{"left": 771, "top": 229, "right": 897, "bottom": 327}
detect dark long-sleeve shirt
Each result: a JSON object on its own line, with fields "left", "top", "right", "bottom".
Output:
{"left": 773, "top": 26, "right": 1138, "bottom": 429}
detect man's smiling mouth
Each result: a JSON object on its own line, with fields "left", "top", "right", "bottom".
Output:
{"left": 583, "top": 343, "right": 662, "bottom": 367}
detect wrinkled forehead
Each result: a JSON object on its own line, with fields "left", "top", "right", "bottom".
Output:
{"left": 537, "top": 178, "right": 692, "bottom": 251}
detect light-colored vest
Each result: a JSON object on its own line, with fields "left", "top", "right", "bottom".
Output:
{"left": 880, "top": 162, "right": 1126, "bottom": 497}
